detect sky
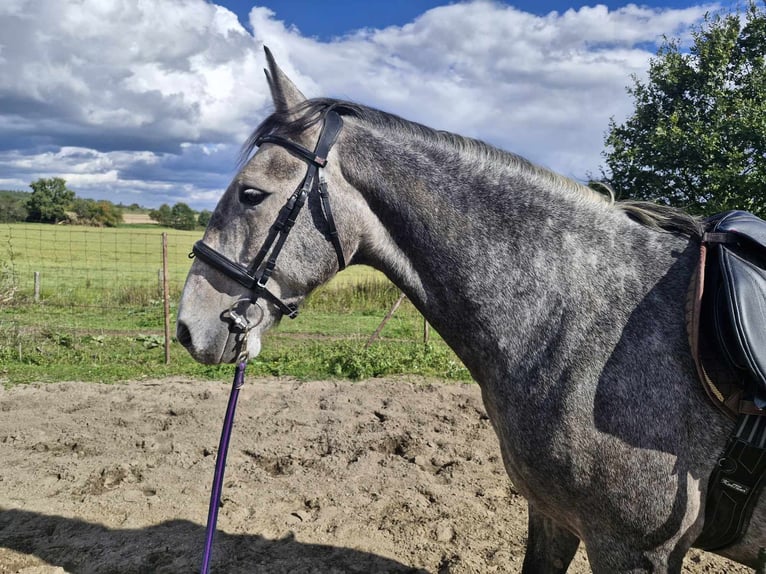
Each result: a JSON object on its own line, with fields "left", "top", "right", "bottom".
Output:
{"left": 0, "top": 0, "right": 743, "bottom": 210}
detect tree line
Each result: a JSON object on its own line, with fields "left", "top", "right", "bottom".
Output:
{"left": 0, "top": 177, "right": 211, "bottom": 230}
{"left": 0, "top": 177, "right": 123, "bottom": 226}
{"left": 148, "top": 203, "right": 211, "bottom": 230}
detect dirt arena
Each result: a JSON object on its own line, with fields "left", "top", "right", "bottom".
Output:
{"left": 0, "top": 378, "right": 752, "bottom": 573}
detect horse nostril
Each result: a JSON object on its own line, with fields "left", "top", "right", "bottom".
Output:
{"left": 176, "top": 321, "right": 193, "bottom": 348}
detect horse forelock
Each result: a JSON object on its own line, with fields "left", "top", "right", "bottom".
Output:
{"left": 240, "top": 97, "right": 701, "bottom": 239}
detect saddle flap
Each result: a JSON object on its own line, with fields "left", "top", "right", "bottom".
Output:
{"left": 718, "top": 247, "right": 766, "bottom": 383}
{"left": 702, "top": 210, "right": 766, "bottom": 408}
{"left": 713, "top": 210, "right": 766, "bottom": 249}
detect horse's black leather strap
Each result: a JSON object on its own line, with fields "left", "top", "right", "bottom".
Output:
{"left": 192, "top": 239, "right": 298, "bottom": 318}
{"left": 255, "top": 135, "right": 327, "bottom": 167}
{"left": 318, "top": 174, "right": 346, "bottom": 270}
{"left": 253, "top": 111, "right": 345, "bottom": 271}
{"left": 191, "top": 110, "right": 345, "bottom": 321}
{"left": 696, "top": 413, "right": 766, "bottom": 550}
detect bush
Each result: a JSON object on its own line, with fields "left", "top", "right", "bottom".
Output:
{"left": 72, "top": 198, "right": 123, "bottom": 227}
{"left": 0, "top": 191, "right": 29, "bottom": 223}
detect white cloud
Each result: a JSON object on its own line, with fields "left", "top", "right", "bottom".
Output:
{"left": 0, "top": 0, "right": 270, "bottom": 147}
{"left": 0, "top": 0, "right": 721, "bottom": 207}
{"left": 248, "top": 0, "right": 718, "bottom": 178}
{"left": 0, "top": 144, "right": 232, "bottom": 206}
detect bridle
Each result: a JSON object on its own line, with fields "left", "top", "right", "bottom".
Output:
{"left": 190, "top": 110, "right": 346, "bottom": 331}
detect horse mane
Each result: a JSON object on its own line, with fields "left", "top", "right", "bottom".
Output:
{"left": 615, "top": 199, "right": 703, "bottom": 238}
{"left": 242, "top": 98, "right": 702, "bottom": 240}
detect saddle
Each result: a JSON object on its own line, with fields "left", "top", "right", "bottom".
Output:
{"left": 688, "top": 210, "right": 766, "bottom": 419}
{"left": 688, "top": 211, "right": 766, "bottom": 551}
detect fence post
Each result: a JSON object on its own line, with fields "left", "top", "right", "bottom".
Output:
{"left": 162, "top": 233, "right": 171, "bottom": 365}
{"left": 423, "top": 318, "right": 430, "bottom": 344}
{"left": 34, "top": 271, "right": 40, "bottom": 302}
{"left": 365, "top": 292, "right": 407, "bottom": 348}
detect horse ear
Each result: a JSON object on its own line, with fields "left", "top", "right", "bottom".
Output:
{"left": 263, "top": 46, "right": 306, "bottom": 112}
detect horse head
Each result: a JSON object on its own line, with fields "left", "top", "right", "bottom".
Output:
{"left": 176, "top": 48, "right": 365, "bottom": 364}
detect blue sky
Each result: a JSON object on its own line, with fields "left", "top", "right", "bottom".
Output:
{"left": 0, "top": 1, "right": 742, "bottom": 209}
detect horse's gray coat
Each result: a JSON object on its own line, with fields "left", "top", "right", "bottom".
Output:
{"left": 177, "top": 48, "right": 765, "bottom": 572}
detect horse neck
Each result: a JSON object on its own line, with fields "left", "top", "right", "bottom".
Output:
{"left": 338, "top": 126, "right": 693, "bottom": 382}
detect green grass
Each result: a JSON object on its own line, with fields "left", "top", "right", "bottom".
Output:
{"left": 0, "top": 333, "right": 469, "bottom": 385}
{"left": 1, "top": 223, "right": 198, "bottom": 305}
{"left": 0, "top": 223, "right": 470, "bottom": 385}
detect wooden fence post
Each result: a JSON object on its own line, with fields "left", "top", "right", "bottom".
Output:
{"left": 162, "top": 233, "right": 171, "bottom": 365}
{"left": 34, "top": 271, "right": 40, "bottom": 302}
{"left": 365, "top": 292, "right": 407, "bottom": 348}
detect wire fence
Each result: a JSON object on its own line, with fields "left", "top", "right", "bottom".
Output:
{"left": 0, "top": 223, "right": 462, "bottom": 383}
{"left": 1, "top": 222, "right": 415, "bottom": 344}
{"left": 1, "top": 223, "right": 199, "bottom": 343}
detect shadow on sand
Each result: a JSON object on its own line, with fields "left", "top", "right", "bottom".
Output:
{"left": 0, "top": 507, "right": 428, "bottom": 573}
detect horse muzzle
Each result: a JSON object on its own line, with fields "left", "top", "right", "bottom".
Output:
{"left": 176, "top": 298, "right": 267, "bottom": 364}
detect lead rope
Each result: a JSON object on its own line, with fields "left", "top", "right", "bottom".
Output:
{"left": 200, "top": 354, "right": 248, "bottom": 573}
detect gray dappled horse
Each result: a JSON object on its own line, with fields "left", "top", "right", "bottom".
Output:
{"left": 177, "top": 48, "right": 765, "bottom": 572}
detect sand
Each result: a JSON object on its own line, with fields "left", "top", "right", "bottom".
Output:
{"left": 0, "top": 378, "right": 751, "bottom": 573}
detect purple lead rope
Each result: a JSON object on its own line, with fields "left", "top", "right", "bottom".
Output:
{"left": 201, "top": 360, "right": 247, "bottom": 574}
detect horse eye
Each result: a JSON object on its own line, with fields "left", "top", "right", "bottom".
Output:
{"left": 239, "top": 187, "right": 271, "bottom": 207}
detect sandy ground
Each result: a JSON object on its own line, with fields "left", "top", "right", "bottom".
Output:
{"left": 0, "top": 377, "right": 753, "bottom": 573}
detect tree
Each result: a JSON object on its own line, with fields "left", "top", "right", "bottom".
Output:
{"left": 171, "top": 202, "right": 197, "bottom": 230}
{"left": 149, "top": 204, "right": 172, "bottom": 226}
{"left": 602, "top": 2, "right": 766, "bottom": 217}
{"left": 149, "top": 202, "right": 197, "bottom": 229}
{"left": 72, "top": 198, "right": 123, "bottom": 227}
{"left": 26, "top": 177, "right": 75, "bottom": 223}
{"left": 197, "top": 209, "right": 212, "bottom": 227}
{"left": 0, "top": 190, "right": 29, "bottom": 223}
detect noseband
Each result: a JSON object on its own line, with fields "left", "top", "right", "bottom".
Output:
{"left": 191, "top": 110, "right": 346, "bottom": 325}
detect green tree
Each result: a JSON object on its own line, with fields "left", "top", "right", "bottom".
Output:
{"left": 197, "top": 209, "right": 212, "bottom": 227}
{"left": 171, "top": 202, "right": 197, "bottom": 230}
{"left": 603, "top": 2, "right": 766, "bottom": 217}
{"left": 0, "top": 190, "right": 29, "bottom": 223}
{"left": 26, "top": 177, "right": 75, "bottom": 223}
{"left": 149, "top": 204, "right": 172, "bottom": 226}
{"left": 149, "top": 202, "right": 197, "bottom": 229}
{"left": 72, "top": 198, "right": 123, "bottom": 227}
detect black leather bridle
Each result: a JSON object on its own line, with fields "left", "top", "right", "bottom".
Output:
{"left": 191, "top": 110, "right": 346, "bottom": 322}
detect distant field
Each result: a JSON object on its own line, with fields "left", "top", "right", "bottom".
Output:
{"left": 121, "top": 213, "right": 156, "bottom": 224}
{"left": 1, "top": 223, "right": 199, "bottom": 304}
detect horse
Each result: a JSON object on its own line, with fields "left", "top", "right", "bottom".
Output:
{"left": 176, "top": 47, "right": 765, "bottom": 572}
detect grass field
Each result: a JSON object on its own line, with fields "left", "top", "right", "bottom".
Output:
{"left": 1, "top": 223, "right": 470, "bottom": 384}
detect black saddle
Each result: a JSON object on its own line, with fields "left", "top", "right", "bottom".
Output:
{"left": 692, "top": 212, "right": 766, "bottom": 551}
{"left": 702, "top": 210, "right": 766, "bottom": 409}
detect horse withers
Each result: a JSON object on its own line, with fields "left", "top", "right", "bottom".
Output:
{"left": 177, "top": 48, "right": 765, "bottom": 572}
